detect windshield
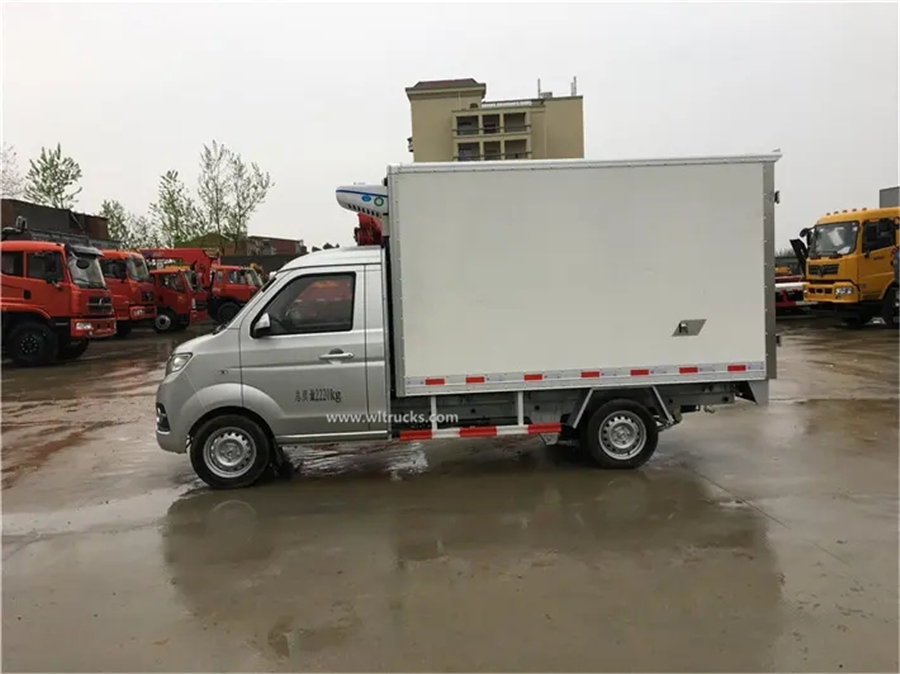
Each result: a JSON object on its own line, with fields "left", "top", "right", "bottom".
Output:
{"left": 185, "top": 270, "right": 201, "bottom": 291}
{"left": 67, "top": 254, "right": 107, "bottom": 289}
{"left": 126, "top": 255, "right": 151, "bottom": 282}
{"left": 808, "top": 221, "right": 859, "bottom": 258}
{"left": 244, "top": 268, "right": 262, "bottom": 287}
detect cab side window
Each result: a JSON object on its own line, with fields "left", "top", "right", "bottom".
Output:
{"left": 228, "top": 270, "right": 239, "bottom": 284}
{"left": 863, "top": 218, "right": 897, "bottom": 252}
{"left": 26, "top": 252, "right": 63, "bottom": 280}
{"left": 260, "top": 273, "right": 355, "bottom": 335}
{"left": 215, "top": 270, "right": 224, "bottom": 285}
{"left": 1, "top": 251, "right": 23, "bottom": 276}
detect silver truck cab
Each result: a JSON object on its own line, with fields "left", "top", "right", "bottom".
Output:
{"left": 155, "top": 246, "right": 389, "bottom": 488}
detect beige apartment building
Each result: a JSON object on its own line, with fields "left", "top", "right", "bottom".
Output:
{"left": 405, "top": 78, "right": 584, "bottom": 163}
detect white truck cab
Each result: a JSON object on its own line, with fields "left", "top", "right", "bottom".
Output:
{"left": 156, "top": 155, "right": 780, "bottom": 489}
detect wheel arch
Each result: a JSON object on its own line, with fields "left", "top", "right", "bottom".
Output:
{"left": 188, "top": 406, "right": 277, "bottom": 454}
{"left": 568, "top": 387, "right": 663, "bottom": 431}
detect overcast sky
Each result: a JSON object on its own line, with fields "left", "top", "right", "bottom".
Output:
{"left": 2, "top": 2, "right": 897, "bottom": 249}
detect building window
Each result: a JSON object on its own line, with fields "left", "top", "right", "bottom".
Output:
{"left": 483, "top": 114, "right": 500, "bottom": 134}
{"left": 457, "top": 142, "right": 479, "bottom": 161}
{"left": 504, "top": 112, "right": 527, "bottom": 133}
{"left": 504, "top": 139, "right": 528, "bottom": 159}
{"left": 483, "top": 141, "right": 501, "bottom": 161}
{"left": 456, "top": 116, "right": 478, "bottom": 136}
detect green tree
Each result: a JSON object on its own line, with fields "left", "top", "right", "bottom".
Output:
{"left": 100, "top": 199, "right": 130, "bottom": 245}
{"left": 150, "top": 170, "right": 202, "bottom": 246}
{"left": 24, "top": 143, "right": 83, "bottom": 208}
{"left": 224, "top": 151, "right": 273, "bottom": 248}
{"left": 129, "top": 213, "right": 164, "bottom": 248}
{"left": 197, "top": 141, "right": 231, "bottom": 242}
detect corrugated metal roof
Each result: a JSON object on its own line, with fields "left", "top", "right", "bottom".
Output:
{"left": 407, "top": 78, "right": 484, "bottom": 91}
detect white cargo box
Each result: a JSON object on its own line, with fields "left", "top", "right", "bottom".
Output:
{"left": 385, "top": 155, "right": 779, "bottom": 397}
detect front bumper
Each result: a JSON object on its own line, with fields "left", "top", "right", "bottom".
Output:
{"left": 71, "top": 317, "right": 116, "bottom": 339}
{"left": 129, "top": 304, "right": 157, "bottom": 321}
{"left": 805, "top": 282, "right": 857, "bottom": 305}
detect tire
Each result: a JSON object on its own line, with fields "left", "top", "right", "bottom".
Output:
{"left": 115, "top": 322, "right": 133, "bottom": 339}
{"left": 881, "top": 286, "right": 899, "bottom": 329}
{"left": 154, "top": 309, "right": 177, "bottom": 333}
{"left": 190, "top": 414, "right": 273, "bottom": 489}
{"left": 581, "top": 398, "right": 659, "bottom": 469}
{"left": 7, "top": 321, "right": 59, "bottom": 367}
{"left": 217, "top": 302, "right": 240, "bottom": 324}
{"left": 841, "top": 309, "right": 874, "bottom": 328}
{"left": 58, "top": 339, "right": 89, "bottom": 361}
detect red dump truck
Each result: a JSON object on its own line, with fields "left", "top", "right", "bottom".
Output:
{"left": 1, "top": 223, "right": 116, "bottom": 366}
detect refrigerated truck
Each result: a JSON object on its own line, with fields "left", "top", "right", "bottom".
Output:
{"left": 155, "top": 153, "right": 781, "bottom": 489}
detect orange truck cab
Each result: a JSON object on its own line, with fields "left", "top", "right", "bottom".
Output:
{"left": 1, "top": 238, "right": 116, "bottom": 366}
{"left": 208, "top": 265, "right": 261, "bottom": 323}
{"left": 794, "top": 206, "right": 899, "bottom": 327}
{"left": 99, "top": 250, "right": 157, "bottom": 338}
{"left": 151, "top": 267, "right": 205, "bottom": 333}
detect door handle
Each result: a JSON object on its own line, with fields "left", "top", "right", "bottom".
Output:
{"left": 319, "top": 350, "right": 354, "bottom": 361}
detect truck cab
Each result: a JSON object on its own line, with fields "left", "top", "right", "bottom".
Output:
{"left": 1, "top": 239, "right": 116, "bottom": 365}
{"left": 99, "top": 250, "right": 157, "bottom": 338}
{"left": 208, "top": 265, "right": 261, "bottom": 324}
{"left": 151, "top": 268, "right": 204, "bottom": 334}
{"left": 800, "top": 207, "right": 899, "bottom": 327}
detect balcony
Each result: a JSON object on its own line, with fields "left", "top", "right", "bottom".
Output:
{"left": 452, "top": 124, "right": 532, "bottom": 137}
{"left": 452, "top": 152, "right": 534, "bottom": 162}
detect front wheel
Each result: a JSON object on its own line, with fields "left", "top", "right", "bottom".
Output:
{"left": 582, "top": 399, "right": 659, "bottom": 469}
{"left": 58, "top": 339, "right": 89, "bottom": 361}
{"left": 216, "top": 302, "right": 240, "bottom": 324}
{"left": 190, "top": 414, "right": 273, "bottom": 489}
{"left": 154, "top": 309, "right": 177, "bottom": 333}
{"left": 7, "top": 321, "right": 59, "bottom": 367}
{"left": 881, "top": 286, "right": 898, "bottom": 329}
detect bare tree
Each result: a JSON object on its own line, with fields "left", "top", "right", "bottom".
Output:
{"left": 1, "top": 143, "right": 24, "bottom": 198}
{"left": 150, "top": 170, "right": 203, "bottom": 246}
{"left": 197, "top": 141, "right": 231, "bottom": 243}
{"left": 24, "top": 143, "right": 83, "bottom": 208}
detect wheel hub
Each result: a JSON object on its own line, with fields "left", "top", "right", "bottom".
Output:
{"left": 204, "top": 429, "right": 257, "bottom": 479}
{"left": 599, "top": 412, "right": 647, "bottom": 460}
{"left": 21, "top": 333, "right": 43, "bottom": 356}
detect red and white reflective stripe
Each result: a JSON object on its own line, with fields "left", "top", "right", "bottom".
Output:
{"left": 412, "top": 361, "right": 765, "bottom": 388}
{"left": 398, "top": 423, "right": 562, "bottom": 442}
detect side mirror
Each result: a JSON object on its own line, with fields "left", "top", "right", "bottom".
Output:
{"left": 252, "top": 313, "right": 272, "bottom": 337}
{"left": 799, "top": 228, "right": 809, "bottom": 239}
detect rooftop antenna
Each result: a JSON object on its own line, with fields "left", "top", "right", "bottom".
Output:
{"left": 571, "top": 76, "right": 578, "bottom": 96}
{"left": 537, "top": 78, "right": 541, "bottom": 97}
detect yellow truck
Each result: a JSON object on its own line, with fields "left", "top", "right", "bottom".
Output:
{"left": 792, "top": 206, "right": 899, "bottom": 327}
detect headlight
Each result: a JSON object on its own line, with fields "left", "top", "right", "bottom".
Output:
{"left": 191, "top": 298, "right": 197, "bottom": 309}
{"left": 75, "top": 322, "right": 92, "bottom": 331}
{"left": 166, "top": 352, "right": 192, "bottom": 376}
{"left": 834, "top": 287, "right": 854, "bottom": 297}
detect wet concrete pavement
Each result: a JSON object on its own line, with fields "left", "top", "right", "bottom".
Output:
{"left": 2, "top": 321, "right": 897, "bottom": 672}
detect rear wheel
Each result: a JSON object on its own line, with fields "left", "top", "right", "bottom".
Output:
{"left": 115, "top": 322, "right": 133, "bottom": 338}
{"left": 881, "top": 286, "right": 898, "bottom": 329}
{"left": 216, "top": 302, "right": 240, "bottom": 324}
{"left": 8, "top": 321, "right": 59, "bottom": 367}
{"left": 582, "top": 399, "right": 659, "bottom": 469}
{"left": 58, "top": 339, "right": 89, "bottom": 361}
{"left": 154, "top": 309, "right": 177, "bottom": 333}
{"left": 190, "top": 414, "right": 273, "bottom": 489}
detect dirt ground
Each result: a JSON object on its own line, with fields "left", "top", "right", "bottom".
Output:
{"left": 1, "top": 319, "right": 897, "bottom": 672}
